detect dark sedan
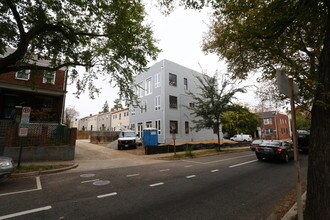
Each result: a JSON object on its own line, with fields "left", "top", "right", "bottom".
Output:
{"left": 0, "top": 156, "right": 15, "bottom": 181}
{"left": 255, "top": 140, "right": 294, "bottom": 163}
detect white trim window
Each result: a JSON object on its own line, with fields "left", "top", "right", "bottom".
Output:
{"left": 43, "top": 71, "right": 56, "bottom": 84}
{"left": 15, "top": 70, "right": 30, "bottom": 80}
{"left": 155, "top": 72, "right": 161, "bottom": 88}
{"left": 145, "top": 77, "right": 152, "bottom": 95}
{"left": 137, "top": 81, "right": 144, "bottom": 97}
{"left": 155, "top": 95, "right": 160, "bottom": 111}
{"left": 131, "top": 109, "right": 136, "bottom": 116}
{"left": 184, "top": 78, "right": 188, "bottom": 90}
{"left": 155, "top": 119, "right": 161, "bottom": 134}
{"left": 263, "top": 118, "right": 272, "bottom": 125}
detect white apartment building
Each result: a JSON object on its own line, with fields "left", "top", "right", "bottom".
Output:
{"left": 97, "top": 112, "right": 111, "bottom": 131}
{"left": 111, "top": 108, "right": 129, "bottom": 131}
{"left": 129, "top": 59, "right": 221, "bottom": 144}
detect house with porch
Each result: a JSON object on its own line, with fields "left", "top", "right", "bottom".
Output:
{"left": 0, "top": 48, "right": 76, "bottom": 161}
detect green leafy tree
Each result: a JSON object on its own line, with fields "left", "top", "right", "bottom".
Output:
{"left": 0, "top": 0, "right": 160, "bottom": 102}
{"left": 222, "top": 105, "right": 258, "bottom": 138}
{"left": 102, "top": 101, "right": 109, "bottom": 113}
{"left": 159, "top": 1, "right": 330, "bottom": 218}
{"left": 65, "top": 107, "right": 79, "bottom": 128}
{"left": 186, "top": 73, "right": 247, "bottom": 150}
{"left": 113, "top": 98, "right": 123, "bottom": 111}
{"left": 295, "top": 107, "right": 312, "bottom": 131}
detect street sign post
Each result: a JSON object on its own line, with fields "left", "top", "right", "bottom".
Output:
{"left": 276, "top": 69, "right": 303, "bottom": 220}
{"left": 17, "top": 106, "right": 31, "bottom": 167}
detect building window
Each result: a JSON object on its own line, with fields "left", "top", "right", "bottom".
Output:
{"left": 43, "top": 71, "right": 56, "bottom": 84}
{"left": 185, "top": 121, "right": 189, "bottom": 134}
{"left": 155, "top": 119, "right": 161, "bottom": 134}
{"left": 170, "top": 120, "right": 178, "bottom": 134}
{"left": 15, "top": 70, "right": 30, "bottom": 80}
{"left": 169, "top": 73, "right": 177, "bottom": 86}
{"left": 131, "top": 109, "right": 135, "bottom": 116}
{"left": 189, "top": 103, "right": 195, "bottom": 108}
{"left": 140, "top": 101, "right": 147, "bottom": 113}
{"left": 145, "top": 77, "right": 152, "bottom": 95}
{"left": 184, "top": 78, "right": 188, "bottom": 90}
{"left": 146, "top": 121, "right": 152, "bottom": 128}
{"left": 130, "top": 123, "right": 135, "bottom": 130}
{"left": 155, "top": 72, "right": 161, "bottom": 88}
{"left": 263, "top": 118, "right": 272, "bottom": 125}
{"left": 137, "top": 81, "right": 144, "bottom": 97}
{"left": 155, "top": 95, "right": 161, "bottom": 111}
{"left": 119, "top": 113, "right": 121, "bottom": 120}
{"left": 265, "top": 129, "right": 273, "bottom": 134}
{"left": 169, "top": 96, "right": 177, "bottom": 109}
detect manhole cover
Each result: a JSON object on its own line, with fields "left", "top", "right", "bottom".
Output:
{"left": 80, "top": 174, "right": 96, "bottom": 178}
{"left": 93, "top": 180, "right": 110, "bottom": 186}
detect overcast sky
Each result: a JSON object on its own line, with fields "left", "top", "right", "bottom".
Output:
{"left": 65, "top": 4, "right": 260, "bottom": 118}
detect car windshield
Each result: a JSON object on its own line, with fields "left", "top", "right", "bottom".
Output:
{"left": 122, "top": 132, "right": 136, "bottom": 137}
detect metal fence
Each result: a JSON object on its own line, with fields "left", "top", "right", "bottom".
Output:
{"left": 0, "top": 120, "right": 70, "bottom": 149}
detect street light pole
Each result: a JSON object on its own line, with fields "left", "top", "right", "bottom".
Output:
{"left": 289, "top": 77, "right": 303, "bottom": 220}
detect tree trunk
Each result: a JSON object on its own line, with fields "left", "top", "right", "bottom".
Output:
{"left": 217, "top": 131, "right": 221, "bottom": 151}
{"left": 305, "top": 1, "right": 330, "bottom": 219}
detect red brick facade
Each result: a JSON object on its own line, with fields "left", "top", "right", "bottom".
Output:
{"left": 258, "top": 111, "right": 291, "bottom": 140}
{"left": 0, "top": 68, "right": 67, "bottom": 123}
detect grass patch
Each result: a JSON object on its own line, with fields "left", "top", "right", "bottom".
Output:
{"left": 15, "top": 164, "right": 72, "bottom": 173}
{"left": 158, "top": 147, "right": 250, "bottom": 160}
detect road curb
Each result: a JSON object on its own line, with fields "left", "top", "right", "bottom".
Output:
{"left": 11, "top": 163, "right": 79, "bottom": 177}
{"left": 281, "top": 192, "right": 307, "bottom": 220}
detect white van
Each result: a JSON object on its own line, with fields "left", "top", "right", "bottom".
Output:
{"left": 230, "top": 134, "right": 252, "bottom": 142}
{"left": 117, "top": 130, "right": 138, "bottom": 150}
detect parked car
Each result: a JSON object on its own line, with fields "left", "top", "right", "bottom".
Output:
{"left": 230, "top": 134, "right": 252, "bottom": 142}
{"left": 297, "top": 130, "right": 310, "bottom": 153}
{"left": 250, "top": 139, "right": 263, "bottom": 151}
{"left": 0, "top": 156, "right": 15, "bottom": 181}
{"left": 117, "top": 130, "right": 138, "bottom": 150}
{"left": 255, "top": 140, "right": 294, "bottom": 163}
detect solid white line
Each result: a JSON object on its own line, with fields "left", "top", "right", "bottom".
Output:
{"left": 186, "top": 175, "right": 196, "bottom": 179}
{"left": 160, "top": 169, "right": 170, "bottom": 172}
{"left": 36, "top": 177, "right": 42, "bottom": 190}
{"left": 149, "top": 182, "right": 164, "bottom": 187}
{"left": 0, "top": 177, "right": 43, "bottom": 197}
{"left": 81, "top": 179, "right": 100, "bottom": 183}
{"left": 0, "top": 206, "right": 52, "bottom": 220}
{"left": 126, "top": 174, "right": 140, "bottom": 177}
{"left": 229, "top": 160, "right": 258, "bottom": 168}
{"left": 211, "top": 169, "right": 219, "bottom": 173}
{"left": 97, "top": 192, "right": 118, "bottom": 199}
{"left": 182, "top": 154, "right": 255, "bottom": 165}
{"left": 184, "top": 165, "right": 193, "bottom": 167}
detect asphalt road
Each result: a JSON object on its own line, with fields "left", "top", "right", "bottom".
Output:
{"left": 0, "top": 151, "right": 308, "bottom": 220}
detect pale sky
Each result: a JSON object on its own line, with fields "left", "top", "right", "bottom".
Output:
{"left": 65, "top": 4, "right": 260, "bottom": 118}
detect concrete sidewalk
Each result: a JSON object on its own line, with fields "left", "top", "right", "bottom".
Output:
{"left": 18, "top": 139, "right": 167, "bottom": 174}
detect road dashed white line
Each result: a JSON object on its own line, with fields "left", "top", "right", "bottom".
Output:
{"left": 150, "top": 182, "right": 164, "bottom": 187}
{"left": 126, "top": 174, "right": 140, "bottom": 177}
{"left": 0, "top": 206, "right": 52, "bottom": 220}
{"left": 186, "top": 175, "right": 196, "bottom": 179}
{"left": 97, "top": 192, "right": 118, "bottom": 199}
{"left": 184, "top": 165, "right": 193, "bottom": 168}
{"left": 229, "top": 160, "right": 258, "bottom": 168}
{"left": 182, "top": 154, "right": 255, "bottom": 164}
{"left": 81, "top": 179, "right": 100, "bottom": 184}
{"left": 210, "top": 169, "right": 219, "bottom": 173}
{"left": 160, "top": 169, "right": 170, "bottom": 172}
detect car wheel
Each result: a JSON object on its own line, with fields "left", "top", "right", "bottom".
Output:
{"left": 282, "top": 153, "right": 289, "bottom": 163}
{"left": 118, "top": 146, "right": 122, "bottom": 150}
{"left": 257, "top": 156, "right": 263, "bottom": 161}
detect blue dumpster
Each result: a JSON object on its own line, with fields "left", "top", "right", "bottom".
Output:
{"left": 142, "top": 128, "right": 158, "bottom": 147}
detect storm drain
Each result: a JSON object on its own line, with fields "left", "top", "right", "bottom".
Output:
{"left": 80, "top": 174, "right": 96, "bottom": 178}
{"left": 93, "top": 180, "right": 110, "bottom": 186}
